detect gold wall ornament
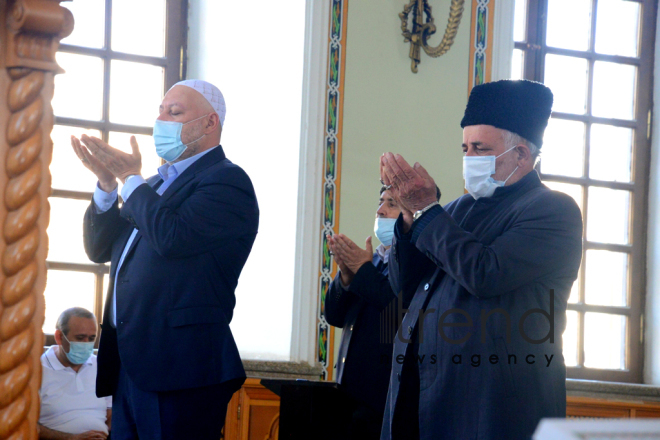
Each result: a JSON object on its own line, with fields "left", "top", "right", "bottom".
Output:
{"left": 0, "top": 1, "right": 73, "bottom": 439}
{"left": 399, "top": 0, "right": 466, "bottom": 73}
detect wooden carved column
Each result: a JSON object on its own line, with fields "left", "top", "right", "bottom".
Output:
{"left": 0, "top": 1, "right": 72, "bottom": 439}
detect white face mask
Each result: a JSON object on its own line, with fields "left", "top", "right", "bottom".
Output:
{"left": 463, "top": 146, "right": 519, "bottom": 200}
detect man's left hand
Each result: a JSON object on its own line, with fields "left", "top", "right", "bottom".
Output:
{"left": 331, "top": 234, "right": 373, "bottom": 274}
{"left": 80, "top": 134, "right": 142, "bottom": 183}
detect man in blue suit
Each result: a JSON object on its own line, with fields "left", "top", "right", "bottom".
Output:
{"left": 72, "top": 80, "right": 259, "bottom": 440}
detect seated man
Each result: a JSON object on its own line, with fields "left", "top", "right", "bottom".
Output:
{"left": 39, "top": 307, "right": 111, "bottom": 440}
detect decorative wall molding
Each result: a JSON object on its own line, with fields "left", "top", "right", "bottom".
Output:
{"left": 316, "top": 0, "right": 348, "bottom": 381}
{"left": 0, "top": 1, "right": 72, "bottom": 439}
{"left": 468, "top": 0, "right": 496, "bottom": 93}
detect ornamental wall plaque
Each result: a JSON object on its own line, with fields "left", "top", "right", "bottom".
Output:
{"left": 399, "top": 0, "right": 466, "bottom": 73}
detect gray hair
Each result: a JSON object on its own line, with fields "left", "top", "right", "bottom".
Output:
{"left": 501, "top": 130, "right": 540, "bottom": 165}
{"left": 55, "top": 307, "right": 96, "bottom": 336}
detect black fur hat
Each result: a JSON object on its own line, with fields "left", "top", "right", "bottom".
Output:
{"left": 460, "top": 80, "right": 553, "bottom": 147}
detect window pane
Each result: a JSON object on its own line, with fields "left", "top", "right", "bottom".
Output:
{"left": 584, "top": 312, "right": 626, "bottom": 369}
{"left": 53, "top": 53, "right": 104, "bottom": 121}
{"left": 546, "top": 0, "right": 591, "bottom": 51}
{"left": 50, "top": 125, "right": 102, "bottom": 191}
{"left": 47, "top": 198, "right": 91, "bottom": 264}
{"left": 540, "top": 119, "right": 585, "bottom": 177}
{"left": 205, "top": 0, "right": 307, "bottom": 360}
{"left": 61, "top": 0, "right": 105, "bottom": 49}
{"left": 584, "top": 250, "right": 628, "bottom": 307}
{"left": 568, "top": 278, "right": 579, "bottom": 304}
{"left": 563, "top": 310, "right": 579, "bottom": 367}
{"left": 592, "top": 61, "right": 636, "bottom": 120}
{"left": 108, "top": 132, "right": 161, "bottom": 180}
{"left": 43, "top": 270, "right": 95, "bottom": 333}
{"left": 511, "top": 49, "right": 524, "bottom": 80}
{"left": 544, "top": 54, "right": 588, "bottom": 114}
{"left": 513, "top": 0, "right": 527, "bottom": 42}
{"left": 589, "top": 124, "right": 633, "bottom": 183}
{"left": 109, "top": 61, "right": 163, "bottom": 127}
{"left": 595, "top": 0, "right": 640, "bottom": 58}
{"left": 586, "top": 187, "right": 630, "bottom": 245}
{"left": 111, "top": 0, "right": 166, "bottom": 57}
{"left": 543, "top": 181, "right": 584, "bottom": 213}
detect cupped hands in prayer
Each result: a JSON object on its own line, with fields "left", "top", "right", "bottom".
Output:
{"left": 71, "top": 134, "right": 142, "bottom": 189}
{"left": 380, "top": 152, "right": 437, "bottom": 232}
{"left": 327, "top": 233, "right": 373, "bottom": 286}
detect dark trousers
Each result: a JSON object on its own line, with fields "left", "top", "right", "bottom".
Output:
{"left": 338, "top": 388, "right": 385, "bottom": 440}
{"left": 112, "top": 365, "right": 243, "bottom": 440}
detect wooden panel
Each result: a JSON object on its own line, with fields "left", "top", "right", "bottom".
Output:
{"left": 567, "top": 396, "right": 660, "bottom": 419}
{"left": 223, "top": 379, "right": 280, "bottom": 440}
{"left": 567, "top": 404, "right": 631, "bottom": 418}
{"left": 247, "top": 404, "right": 279, "bottom": 440}
{"left": 632, "top": 409, "right": 660, "bottom": 418}
{"left": 223, "top": 389, "right": 241, "bottom": 439}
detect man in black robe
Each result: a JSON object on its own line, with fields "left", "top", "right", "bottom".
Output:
{"left": 379, "top": 80, "right": 583, "bottom": 440}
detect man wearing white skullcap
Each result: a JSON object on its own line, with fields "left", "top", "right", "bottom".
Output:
{"left": 70, "top": 80, "right": 259, "bottom": 439}
{"left": 171, "top": 79, "right": 227, "bottom": 127}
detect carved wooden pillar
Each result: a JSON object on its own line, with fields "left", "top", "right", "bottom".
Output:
{"left": 0, "top": 1, "right": 72, "bottom": 439}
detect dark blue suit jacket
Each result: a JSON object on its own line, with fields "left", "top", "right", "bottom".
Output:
{"left": 382, "top": 171, "right": 583, "bottom": 440}
{"left": 84, "top": 146, "right": 259, "bottom": 397}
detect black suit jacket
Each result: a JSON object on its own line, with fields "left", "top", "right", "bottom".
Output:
{"left": 325, "top": 251, "right": 399, "bottom": 413}
{"left": 84, "top": 146, "right": 259, "bottom": 396}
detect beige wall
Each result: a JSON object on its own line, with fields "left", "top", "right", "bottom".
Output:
{"left": 338, "top": 0, "right": 473, "bottom": 245}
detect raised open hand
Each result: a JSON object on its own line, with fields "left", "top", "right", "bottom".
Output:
{"left": 71, "top": 135, "right": 116, "bottom": 192}
{"left": 380, "top": 152, "right": 437, "bottom": 213}
{"left": 79, "top": 134, "right": 142, "bottom": 183}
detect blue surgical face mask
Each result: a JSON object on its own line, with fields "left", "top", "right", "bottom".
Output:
{"left": 152, "top": 114, "right": 209, "bottom": 162}
{"left": 463, "top": 146, "right": 519, "bottom": 200}
{"left": 62, "top": 333, "right": 94, "bottom": 365}
{"left": 374, "top": 217, "right": 397, "bottom": 247}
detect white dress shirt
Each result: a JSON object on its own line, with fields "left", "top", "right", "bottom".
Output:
{"left": 39, "top": 346, "right": 111, "bottom": 435}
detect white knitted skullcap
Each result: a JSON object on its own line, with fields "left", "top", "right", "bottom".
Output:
{"left": 170, "top": 79, "right": 226, "bottom": 126}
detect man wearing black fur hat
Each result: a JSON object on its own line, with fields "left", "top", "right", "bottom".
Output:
{"left": 379, "top": 80, "right": 583, "bottom": 440}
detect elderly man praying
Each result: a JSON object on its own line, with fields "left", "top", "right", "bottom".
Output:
{"left": 71, "top": 80, "right": 259, "bottom": 440}
{"left": 379, "top": 80, "right": 583, "bottom": 440}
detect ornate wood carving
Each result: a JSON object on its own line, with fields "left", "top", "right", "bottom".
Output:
{"left": 0, "top": 1, "right": 72, "bottom": 439}
{"left": 6, "top": 0, "right": 73, "bottom": 71}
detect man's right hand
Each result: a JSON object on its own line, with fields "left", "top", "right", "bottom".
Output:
{"left": 71, "top": 430, "right": 108, "bottom": 440}
{"left": 71, "top": 135, "right": 117, "bottom": 193}
{"left": 327, "top": 234, "right": 355, "bottom": 286}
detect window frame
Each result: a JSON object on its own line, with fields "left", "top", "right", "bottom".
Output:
{"left": 45, "top": 0, "right": 187, "bottom": 346}
{"left": 515, "top": 0, "right": 656, "bottom": 382}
